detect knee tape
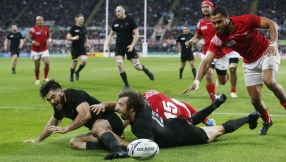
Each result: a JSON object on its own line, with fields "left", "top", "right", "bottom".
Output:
{"left": 80, "top": 55, "right": 88, "bottom": 61}
{"left": 133, "top": 62, "right": 140, "bottom": 67}
{"left": 229, "top": 63, "right": 237, "bottom": 68}
{"left": 116, "top": 59, "right": 124, "bottom": 65}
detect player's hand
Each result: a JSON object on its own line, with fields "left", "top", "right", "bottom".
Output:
{"left": 23, "top": 139, "right": 39, "bottom": 143}
{"left": 75, "top": 35, "right": 79, "bottom": 40}
{"left": 4, "top": 46, "right": 7, "bottom": 51}
{"left": 48, "top": 126, "right": 68, "bottom": 134}
{"left": 185, "top": 40, "right": 193, "bottom": 48}
{"left": 86, "top": 44, "right": 91, "bottom": 50}
{"left": 32, "top": 41, "right": 40, "bottom": 46}
{"left": 47, "top": 38, "right": 52, "bottom": 45}
{"left": 127, "top": 45, "right": 134, "bottom": 52}
{"left": 264, "top": 45, "right": 277, "bottom": 57}
{"left": 181, "top": 80, "right": 200, "bottom": 94}
{"left": 90, "top": 104, "right": 105, "bottom": 115}
{"left": 105, "top": 46, "right": 110, "bottom": 52}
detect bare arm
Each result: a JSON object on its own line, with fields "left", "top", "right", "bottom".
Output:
{"left": 28, "top": 34, "right": 40, "bottom": 46}
{"left": 66, "top": 33, "right": 79, "bottom": 41}
{"left": 182, "top": 51, "right": 216, "bottom": 94}
{"left": 260, "top": 16, "right": 278, "bottom": 42}
{"left": 130, "top": 28, "right": 139, "bottom": 47}
{"left": 4, "top": 38, "right": 8, "bottom": 50}
{"left": 186, "top": 33, "right": 202, "bottom": 48}
{"left": 90, "top": 101, "right": 118, "bottom": 115}
{"left": 105, "top": 30, "right": 115, "bottom": 52}
{"left": 19, "top": 38, "right": 24, "bottom": 48}
{"left": 23, "top": 116, "right": 61, "bottom": 142}
{"left": 85, "top": 34, "right": 91, "bottom": 49}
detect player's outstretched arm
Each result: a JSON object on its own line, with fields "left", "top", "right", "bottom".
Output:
{"left": 23, "top": 116, "right": 61, "bottom": 143}
{"left": 105, "top": 30, "right": 115, "bottom": 52}
{"left": 182, "top": 51, "right": 215, "bottom": 94}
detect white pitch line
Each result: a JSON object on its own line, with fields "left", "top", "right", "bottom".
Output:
{"left": 1, "top": 106, "right": 286, "bottom": 117}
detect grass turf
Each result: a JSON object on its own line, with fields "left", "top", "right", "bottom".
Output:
{"left": 0, "top": 57, "right": 286, "bottom": 161}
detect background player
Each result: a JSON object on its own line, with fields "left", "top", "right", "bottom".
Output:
{"left": 105, "top": 5, "right": 154, "bottom": 89}
{"left": 28, "top": 16, "right": 51, "bottom": 85}
{"left": 174, "top": 26, "right": 196, "bottom": 80}
{"left": 4, "top": 25, "right": 24, "bottom": 74}
{"left": 185, "top": 0, "right": 229, "bottom": 102}
{"left": 67, "top": 14, "right": 91, "bottom": 82}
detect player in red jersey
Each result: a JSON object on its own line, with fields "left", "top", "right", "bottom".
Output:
{"left": 184, "top": 1, "right": 229, "bottom": 102}
{"left": 28, "top": 16, "right": 52, "bottom": 85}
{"left": 183, "top": 6, "right": 286, "bottom": 135}
{"left": 143, "top": 90, "right": 214, "bottom": 125}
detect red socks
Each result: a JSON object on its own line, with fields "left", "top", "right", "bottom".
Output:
{"left": 44, "top": 67, "right": 49, "bottom": 79}
{"left": 231, "top": 88, "right": 236, "bottom": 93}
{"left": 206, "top": 83, "right": 215, "bottom": 102}
{"left": 260, "top": 109, "right": 270, "bottom": 123}
{"left": 34, "top": 69, "right": 40, "bottom": 80}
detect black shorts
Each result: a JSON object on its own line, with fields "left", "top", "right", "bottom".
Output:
{"left": 71, "top": 46, "right": 86, "bottom": 60}
{"left": 229, "top": 58, "right": 239, "bottom": 64}
{"left": 155, "top": 118, "right": 209, "bottom": 148}
{"left": 10, "top": 48, "right": 20, "bottom": 57}
{"left": 85, "top": 112, "right": 124, "bottom": 136}
{"left": 115, "top": 45, "right": 138, "bottom": 60}
{"left": 181, "top": 52, "right": 194, "bottom": 62}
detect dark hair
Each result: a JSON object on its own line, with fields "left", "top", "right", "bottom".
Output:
{"left": 118, "top": 89, "right": 146, "bottom": 112}
{"left": 40, "top": 79, "right": 62, "bottom": 100}
{"left": 211, "top": 6, "right": 229, "bottom": 17}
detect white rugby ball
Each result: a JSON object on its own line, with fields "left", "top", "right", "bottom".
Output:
{"left": 127, "top": 139, "right": 159, "bottom": 160}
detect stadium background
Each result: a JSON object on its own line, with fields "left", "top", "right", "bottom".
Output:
{"left": 1, "top": 0, "right": 286, "bottom": 58}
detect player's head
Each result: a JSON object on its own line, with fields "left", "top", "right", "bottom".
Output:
{"left": 75, "top": 14, "right": 84, "bottom": 26}
{"left": 211, "top": 6, "right": 230, "bottom": 34}
{"left": 182, "top": 26, "right": 190, "bottom": 34}
{"left": 201, "top": 0, "right": 214, "bottom": 17}
{"left": 11, "top": 25, "right": 18, "bottom": 32}
{"left": 117, "top": 89, "right": 146, "bottom": 120}
{"left": 36, "top": 16, "right": 44, "bottom": 27}
{"left": 40, "top": 79, "right": 65, "bottom": 111}
{"left": 115, "top": 5, "right": 126, "bottom": 19}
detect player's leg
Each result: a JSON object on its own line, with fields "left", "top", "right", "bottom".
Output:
{"left": 205, "top": 65, "right": 215, "bottom": 102}
{"left": 115, "top": 46, "right": 130, "bottom": 88}
{"left": 201, "top": 111, "right": 259, "bottom": 142}
{"left": 69, "top": 133, "right": 101, "bottom": 150}
{"left": 31, "top": 51, "right": 41, "bottom": 85}
{"left": 70, "top": 48, "right": 79, "bottom": 82}
{"left": 189, "top": 93, "right": 227, "bottom": 125}
{"left": 188, "top": 52, "right": 196, "bottom": 80}
{"left": 229, "top": 57, "right": 239, "bottom": 97}
{"left": 214, "top": 56, "right": 229, "bottom": 87}
{"left": 261, "top": 54, "right": 286, "bottom": 110}
{"left": 179, "top": 61, "right": 186, "bottom": 79}
{"left": 128, "top": 49, "right": 154, "bottom": 81}
{"left": 11, "top": 53, "right": 18, "bottom": 74}
{"left": 74, "top": 47, "right": 87, "bottom": 81}
{"left": 41, "top": 50, "right": 50, "bottom": 82}
{"left": 91, "top": 113, "right": 126, "bottom": 159}
{"left": 244, "top": 61, "right": 273, "bottom": 135}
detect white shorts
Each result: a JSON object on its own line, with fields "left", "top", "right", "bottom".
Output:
{"left": 227, "top": 51, "right": 240, "bottom": 58}
{"left": 31, "top": 49, "right": 49, "bottom": 60}
{"left": 201, "top": 54, "right": 229, "bottom": 70}
{"left": 243, "top": 52, "right": 280, "bottom": 86}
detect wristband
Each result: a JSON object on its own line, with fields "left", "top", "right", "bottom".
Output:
{"left": 72, "top": 37, "right": 76, "bottom": 40}
{"left": 193, "top": 79, "right": 200, "bottom": 91}
{"left": 269, "top": 41, "right": 277, "bottom": 46}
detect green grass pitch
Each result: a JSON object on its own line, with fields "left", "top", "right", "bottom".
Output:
{"left": 1, "top": 57, "right": 286, "bottom": 161}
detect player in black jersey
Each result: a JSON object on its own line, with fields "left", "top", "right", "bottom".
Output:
{"left": 23, "top": 80, "right": 126, "bottom": 155}
{"left": 92, "top": 89, "right": 259, "bottom": 159}
{"left": 4, "top": 25, "right": 24, "bottom": 74}
{"left": 105, "top": 5, "right": 154, "bottom": 89}
{"left": 175, "top": 26, "right": 196, "bottom": 80}
{"left": 67, "top": 14, "right": 91, "bottom": 82}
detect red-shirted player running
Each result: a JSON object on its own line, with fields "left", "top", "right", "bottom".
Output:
{"left": 183, "top": 6, "right": 286, "bottom": 135}
{"left": 28, "top": 16, "right": 52, "bottom": 85}
{"left": 184, "top": 1, "right": 229, "bottom": 102}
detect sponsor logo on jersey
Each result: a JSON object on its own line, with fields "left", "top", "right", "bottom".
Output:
{"left": 226, "top": 40, "right": 236, "bottom": 47}
{"left": 181, "top": 37, "right": 185, "bottom": 40}
{"left": 125, "top": 22, "right": 129, "bottom": 26}
{"left": 10, "top": 35, "right": 14, "bottom": 38}
{"left": 75, "top": 30, "right": 79, "bottom": 32}
{"left": 201, "top": 25, "right": 207, "bottom": 30}
{"left": 35, "top": 32, "right": 41, "bottom": 35}
{"left": 114, "top": 24, "right": 119, "bottom": 27}
{"left": 211, "top": 35, "right": 222, "bottom": 46}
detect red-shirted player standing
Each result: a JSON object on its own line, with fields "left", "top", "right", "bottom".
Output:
{"left": 183, "top": 6, "right": 286, "bottom": 135}
{"left": 184, "top": 1, "right": 229, "bottom": 102}
{"left": 28, "top": 16, "right": 52, "bottom": 85}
